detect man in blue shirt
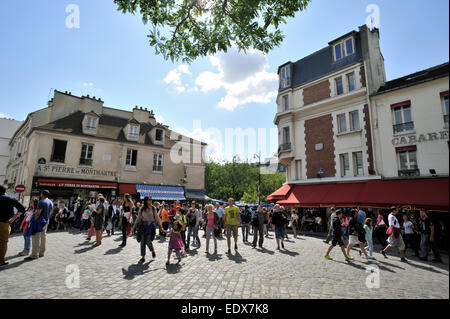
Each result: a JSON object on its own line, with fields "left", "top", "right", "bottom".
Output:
{"left": 0, "top": 185, "right": 26, "bottom": 266}
{"left": 25, "top": 190, "right": 53, "bottom": 261}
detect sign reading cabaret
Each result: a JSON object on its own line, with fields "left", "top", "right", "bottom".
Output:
{"left": 392, "top": 130, "right": 449, "bottom": 146}
{"left": 36, "top": 164, "right": 117, "bottom": 178}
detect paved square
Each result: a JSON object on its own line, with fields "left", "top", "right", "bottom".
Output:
{"left": 1, "top": 230, "right": 448, "bottom": 299}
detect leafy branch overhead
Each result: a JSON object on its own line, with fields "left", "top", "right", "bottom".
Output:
{"left": 114, "top": 0, "right": 311, "bottom": 62}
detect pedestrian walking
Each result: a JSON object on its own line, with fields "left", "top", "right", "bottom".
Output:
{"left": 240, "top": 205, "right": 252, "bottom": 243}
{"left": 289, "top": 209, "right": 299, "bottom": 239}
{"left": 380, "top": 207, "right": 407, "bottom": 262}
{"left": 56, "top": 202, "right": 68, "bottom": 231}
{"left": 161, "top": 204, "right": 170, "bottom": 240}
{"left": 80, "top": 205, "right": 91, "bottom": 232}
{"left": 418, "top": 210, "right": 442, "bottom": 262}
{"left": 374, "top": 211, "right": 388, "bottom": 247}
{"left": 324, "top": 210, "right": 353, "bottom": 261}
{"left": 186, "top": 201, "right": 201, "bottom": 251}
{"left": 92, "top": 198, "right": 105, "bottom": 247}
{"left": 0, "top": 185, "right": 26, "bottom": 266}
{"left": 18, "top": 199, "right": 37, "bottom": 256}
{"left": 251, "top": 205, "right": 266, "bottom": 248}
{"left": 204, "top": 204, "right": 219, "bottom": 254}
{"left": 363, "top": 218, "right": 374, "bottom": 258}
{"left": 224, "top": 198, "right": 241, "bottom": 254}
{"left": 164, "top": 221, "right": 184, "bottom": 265}
{"left": 324, "top": 208, "right": 337, "bottom": 244}
{"left": 131, "top": 196, "right": 162, "bottom": 263}
{"left": 402, "top": 213, "right": 419, "bottom": 257}
{"left": 346, "top": 209, "right": 371, "bottom": 259}
{"left": 272, "top": 204, "right": 288, "bottom": 250}
{"left": 25, "top": 190, "right": 53, "bottom": 261}
{"left": 119, "top": 193, "right": 134, "bottom": 247}
{"left": 215, "top": 203, "right": 225, "bottom": 238}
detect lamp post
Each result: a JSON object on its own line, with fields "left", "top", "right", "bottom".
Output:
{"left": 254, "top": 152, "right": 261, "bottom": 205}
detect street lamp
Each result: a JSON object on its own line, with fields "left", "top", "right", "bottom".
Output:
{"left": 253, "top": 151, "right": 262, "bottom": 205}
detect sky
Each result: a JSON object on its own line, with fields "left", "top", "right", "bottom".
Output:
{"left": 0, "top": 0, "right": 448, "bottom": 162}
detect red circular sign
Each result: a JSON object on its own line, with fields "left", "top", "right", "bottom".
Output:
{"left": 14, "top": 185, "right": 26, "bottom": 193}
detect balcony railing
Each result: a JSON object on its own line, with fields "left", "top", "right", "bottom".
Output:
{"left": 79, "top": 158, "right": 93, "bottom": 166}
{"left": 398, "top": 169, "right": 420, "bottom": 177}
{"left": 393, "top": 122, "right": 414, "bottom": 134}
{"left": 278, "top": 142, "right": 291, "bottom": 154}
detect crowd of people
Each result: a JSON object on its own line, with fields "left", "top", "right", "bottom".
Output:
{"left": 0, "top": 184, "right": 447, "bottom": 267}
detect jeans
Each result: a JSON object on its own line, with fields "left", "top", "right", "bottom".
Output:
{"left": 404, "top": 233, "right": 419, "bottom": 256}
{"left": 420, "top": 233, "right": 441, "bottom": 260}
{"left": 31, "top": 224, "right": 48, "bottom": 258}
{"left": 140, "top": 234, "right": 154, "bottom": 257}
{"left": 365, "top": 239, "right": 373, "bottom": 256}
{"left": 121, "top": 217, "right": 129, "bottom": 245}
{"left": 205, "top": 227, "right": 217, "bottom": 251}
{"left": 23, "top": 234, "right": 31, "bottom": 253}
{"left": 180, "top": 230, "right": 186, "bottom": 248}
{"left": 252, "top": 224, "right": 264, "bottom": 247}
{"left": 241, "top": 223, "right": 250, "bottom": 241}
{"left": 187, "top": 226, "right": 200, "bottom": 249}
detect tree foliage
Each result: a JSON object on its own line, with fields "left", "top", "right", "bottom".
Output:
{"left": 205, "top": 158, "right": 286, "bottom": 203}
{"left": 114, "top": 0, "right": 311, "bottom": 62}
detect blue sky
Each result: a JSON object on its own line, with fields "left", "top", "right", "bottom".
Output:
{"left": 0, "top": 0, "right": 448, "bottom": 161}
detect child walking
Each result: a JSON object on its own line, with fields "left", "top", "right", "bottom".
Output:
{"left": 164, "top": 221, "right": 184, "bottom": 265}
{"left": 364, "top": 218, "right": 374, "bottom": 257}
{"left": 18, "top": 199, "right": 37, "bottom": 256}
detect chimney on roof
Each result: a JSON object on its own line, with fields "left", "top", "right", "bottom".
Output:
{"left": 86, "top": 94, "right": 90, "bottom": 98}
{"left": 132, "top": 105, "right": 151, "bottom": 123}
{"left": 69, "top": 92, "right": 71, "bottom": 95}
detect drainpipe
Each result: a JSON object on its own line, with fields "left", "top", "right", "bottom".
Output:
{"left": 363, "top": 60, "right": 379, "bottom": 176}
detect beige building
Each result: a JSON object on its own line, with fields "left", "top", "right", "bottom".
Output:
{"left": 6, "top": 90, "right": 207, "bottom": 206}
{"left": 0, "top": 118, "right": 23, "bottom": 188}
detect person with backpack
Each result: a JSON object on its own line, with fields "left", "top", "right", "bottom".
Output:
{"left": 186, "top": 201, "right": 201, "bottom": 251}
{"left": 271, "top": 204, "right": 289, "bottom": 250}
{"left": 346, "top": 209, "right": 371, "bottom": 259}
{"left": 131, "top": 196, "right": 162, "bottom": 263}
{"left": 204, "top": 204, "right": 219, "bottom": 254}
{"left": 251, "top": 205, "right": 266, "bottom": 248}
{"left": 240, "top": 205, "right": 252, "bottom": 243}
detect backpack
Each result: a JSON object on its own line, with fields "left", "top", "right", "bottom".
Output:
{"left": 188, "top": 209, "right": 197, "bottom": 227}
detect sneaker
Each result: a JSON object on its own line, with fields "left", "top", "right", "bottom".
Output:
{"left": 401, "top": 257, "right": 408, "bottom": 263}
{"left": 324, "top": 254, "right": 333, "bottom": 260}
{"left": 281, "top": 242, "right": 285, "bottom": 249}
{"left": 345, "top": 256, "right": 354, "bottom": 261}
{"left": 152, "top": 251, "right": 156, "bottom": 258}
{"left": 380, "top": 250, "right": 387, "bottom": 258}
{"left": 166, "top": 261, "right": 170, "bottom": 266}
{"left": 139, "top": 257, "right": 145, "bottom": 263}
{"left": 234, "top": 244, "right": 238, "bottom": 250}
{"left": 0, "top": 261, "right": 9, "bottom": 267}
{"left": 18, "top": 251, "right": 28, "bottom": 256}
{"left": 226, "top": 249, "right": 231, "bottom": 254}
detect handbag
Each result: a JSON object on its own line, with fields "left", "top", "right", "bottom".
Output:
{"left": 136, "top": 222, "right": 145, "bottom": 243}
{"left": 386, "top": 226, "right": 392, "bottom": 236}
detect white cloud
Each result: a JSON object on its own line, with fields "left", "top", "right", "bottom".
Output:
{"left": 175, "top": 86, "right": 186, "bottom": 93}
{"left": 178, "top": 64, "right": 191, "bottom": 75}
{"left": 195, "top": 47, "right": 278, "bottom": 111}
{"left": 81, "top": 82, "right": 94, "bottom": 87}
{"left": 164, "top": 64, "right": 192, "bottom": 86}
{"left": 0, "top": 112, "right": 11, "bottom": 119}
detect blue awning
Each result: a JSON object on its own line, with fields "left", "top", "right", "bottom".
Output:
{"left": 185, "top": 189, "right": 210, "bottom": 201}
{"left": 136, "top": 185, "right": 185, "bottom": 201}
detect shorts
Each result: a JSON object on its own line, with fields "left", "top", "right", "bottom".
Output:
{"left": 331, "top": 237, "right": 345, "bottom": 247}
{"left": 387, "top": 234, "right": 405, "bottom": 251}
{"left": 225, "top": 224, "right": 238, "bottom": 239}
{"left": 349, "top": 235, "right": 361, "bottom": 245}
{"left": 274, "top": 225, "right": 286, "bottom": 239}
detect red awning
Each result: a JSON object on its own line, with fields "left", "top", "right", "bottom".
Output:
{"left": 119, "top": 183, "right": 137, "bottom": 195}
{"left": 267, "top": 184, "right": 293, "bottom": 201}
{"left": 274, "top": 178, "right": 449, "bottom": 211}
{"left": 37, "top": 178, "right": 117, "bottom": 189}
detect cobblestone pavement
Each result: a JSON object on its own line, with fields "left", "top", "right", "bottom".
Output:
{"left": 1, "top": 229, "right": 448, "bottom": 299}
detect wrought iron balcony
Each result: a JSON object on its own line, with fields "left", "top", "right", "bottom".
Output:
{"left": 278, "top": 142, "right": 291, "bottom": 154}
{"left": 398, "top": 169, "right": 420, "bottom": 177}
{"left": 393, "top": 122, "right": 414, "bottom": 134}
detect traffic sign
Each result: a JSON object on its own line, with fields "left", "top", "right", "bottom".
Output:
{"left": 14, "top": 185, "right": 26, "bottom": 193}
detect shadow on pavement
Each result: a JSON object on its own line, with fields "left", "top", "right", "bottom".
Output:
{"left": 122, "top": 261, "right": 154, "bottom": 280}
{"left": 165, "top": 262, "right": 182, "bottom": 274}
{"left": 258, "top": 247, "right": 275, "bottom": 255}
{"left": 226, "top": 251, "right": 247, "bottom": 264}
{"left": 74, "top": 245, "right": 96, "bottom": 254}
{"left": 104, "top": 246, "right": 124, "bottom": 255}
{"left": 5, "top": 254, "right": 23, "bottom": 262}
{"left": 279, "top": 249, "right": 299, "bottom": 257}
{"left": 186, "top": 249, "right": 198, "bottom": 256}
{"left": 206, "top": 253, "right": 222, "bottom": 262}
{"left": 0, "top": 259, "right": 29, "bottom": 271}
{"left": 332, "top": 260, "right": 368, "bottom": 271}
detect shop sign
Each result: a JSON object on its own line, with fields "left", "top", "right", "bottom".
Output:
{"left": 36, "top": 164, "right": 117, "bottom": 178}
{"left": 392, "top": 130, "right": 449, "bottom": 146}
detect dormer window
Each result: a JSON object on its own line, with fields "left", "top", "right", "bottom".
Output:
{"left": 333, "top": 37, "right": 355, "bottom": 61}
{"left": 279, "top": 64, "right": 291, "bottom": 89}
{"left": 128, "top": 125, "right": 140, "bottom": 138}
{"left": 85, "top": 117, "right": 98, "bottom": 129}
{"left": 82, "top": 111, "right": 100, "bottom": 135}
{"left": 155, "top": 129, "right": 163, "bottom": 142}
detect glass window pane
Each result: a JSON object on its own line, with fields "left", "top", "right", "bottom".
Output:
{"left": 345, "top": 38, "right": 354, "bottom": 55}
{"left": 338, "top": 114, "right": 347, "bottom": 133}
{"left": 403, "top": 106, "right": 412, "bottom": 123}
{"left": 348, "top": 73, "right": 355, "bottom": 91}
{"left": 408, "top": 151, "right": 417, "bottom": 169}
{"left": 336, "top": 77, "right": 343, "bottom": 95}
{"left": 394, "top": 109, "right": 403, "bottom": 125}
{"left": 350, "top": 111, "right": 360, "bottom": 130}
{"left": 398, "top": 152, "right": 408, "bottom": 170}
{"left": 335, "top": 44, "right": 342, "bottom": 60}
{"left": 445, "top": 97, "right": 449, "bottom": 115}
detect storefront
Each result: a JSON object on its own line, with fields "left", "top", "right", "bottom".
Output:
{"left": 33, "top": 177, "right": 118, "bottom": 208}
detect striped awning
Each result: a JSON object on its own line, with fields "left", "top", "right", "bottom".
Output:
{"left": 185, "top": 189, "right": 210, "bottom": 201}
{"left": 136, "top": 184, "right": 185, "bottom": 201}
